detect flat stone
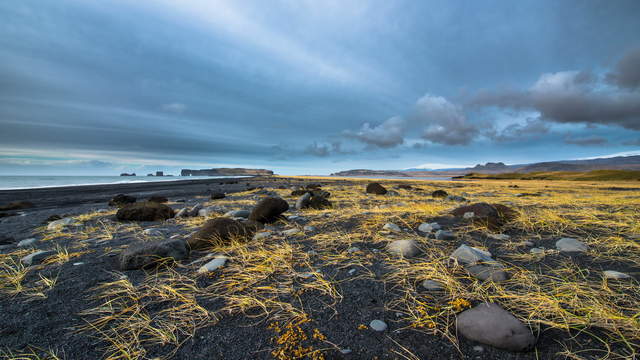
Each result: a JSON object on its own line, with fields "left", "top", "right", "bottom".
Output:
{"left": 604, "top": 270, "right": 631, "bottom": 279}
{"left": 435, "top": 230, "right": 456, "bottom": 240}
{"left": 224, "top": 210, "right": 251, "bottom": 219}
{"left": 21, "top": 250, "right": 55, "bottom": 266}
{"left": 143, "top": 228, "right": 164, "bottom": 237}
{"left": 369, "top": 319, "right": 388, "bottom": 332}
{"left": 17, "top": 238, "right": 38, "bottom": 247}
{"left": 382, "top": 223, "right": 401, "bottom": 232}
{"left": 387, "top": 239, "right": 420, "bottom": 257}
{"left": 422, "top": 279, "right": 444, "bottom": 290}
{"left": 450, "top": 245, "right": 494, "bottom": 265}
{"left": 418, "top": 222, "right": 440, "bottom": 233}
{"left": 467, "top": 264, "right": 509, "bottom": 282}
{"left": 523, "top": 241, "right": 535, "bottom": 247}
{"left": 198, "top": 256, "right": 228, "bottom": 273}
{"left": 253, "top": 231, "right": 272, "bottom": 240}
{"left": 303, "top": 225, "right": 317, "bottom": 232}
{"left": 556, "top": 238, "right": 588, "bottom": 253}
{"left": 530, "top": 247, "right": 545, "bottom": 255}
{"left": 488, "top": 233, "right": 511, "bottom": 241}
{"left": 282, "top": 228, "right": 302, "bottom": 236}
{"left": 339, "top": 349, "right": 352, "bottom": 355}
{"left": 47, "top": 217, "right": 77, "bottom": 231}
{"left": 463, "top": 212, "right": 475, "bottom": 219}
{"left": 347, "top": 246, "right": 360, "bottom": 254}
{"left": 457, "top": 302, "right": 536, "bottom": 351}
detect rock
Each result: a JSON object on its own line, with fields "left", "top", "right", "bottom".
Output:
{"left": 604, "top": 270, "right": 631, "bottom": 279}
{"left": 339, "top": 349, "right": 352, "bottom": 355}
{"left": 249, "top": 197, "right": 289, "bottom": 223}
{"left": 463, "top": 212, "right": 475, "bottom": 220}
{"left": 347, "top": 246, "right": 360, "bottom": 254}
{"left": 47, "top": 217, "right": 78, "bottom": 231}
{"left": 467, "top": 264, "right": 509, "bottom": 281}
{"left": 387, "top": 239, "right": 420, "bottom": 257}
{"left": 0, "top": 201, "right": 34, "bottom": 211}
{"left": 385, "top": 190, "right": 400, "bottom": 197}
{"left": 555, "top": 238, "right": 588, "bottom": 253}
{"left": 295, "top": 192, "right": 312, "bottom": 209}
{"left": 307, "top": 195, "right": 332, "bottom": 209}
{"left": 446, "top": 195, "right": 467, "bottom": 202}
{"left": 305, "top": 183, "right": 322, "bottom": 190}
{"left": 143, "top": 228, "right": 164, "bottom": 237}
{"left": 529, "top": 247, "right": 545, "bottom": 255}
{"left": 198, "top": 255, "right": 228, "bottom": 273}
{"left": 369, "top": 319, "right": 388, "bottom": 332}
{"left": 523, "top": 241, "right": 535, "bottom": 247}
{"left": 119, "top": 238, "right": 188, "bottom": 270}
{"left": 17, "top": 238, "right": 38, "bottom": 247}
{"left": 175, "top": 208, "right": 188, "bottom": 218}
{"left": 382, "top": 223, "right": 401, "bottom": 232}
{"left": 282, "top": 228, "right": 302, "bottom": 236}
{"left": 108, "top": 194, "right": 136, "bottom": 207}
{"left": 291, "top": 189, "right": 308, "bottom": 196}
{"left": 398, "top": 184, "right": 413, "bottom": 190}
{"left": 148, "top": 196, "right": 168, "bottom": 203}
{"left": 452, "top": 202, "right": 514, "bottom": 229}
{"left": 211, "top": 192, "right": 226, "bottom": 200}
{"left": 188, "top": 203, "right": 203, "bottom": 217}
{"left": 432, "top": 190, "right": 448, "bottom": 198}
{"left": 224, "top": 210, "right": 251, "bottom": 219}
{"left": 348, "top": 268, "right": 356, "bottom": 275}
{"left": 116, "top": 202, "right": 175, "bottom": 221}
{"left": 0, "top": 235, "right": 14, "bottom": 245}
{"left": 253, "top": 231, "right": 272, "bottom": 240}
{"left": 198, "top": 206, "right": 221, "bottom": 217}
{"left": 488, "top": 233, "right": 511, "bottom": 241}
{"left": 422, "top": 279, "right": 444, "bottom": 290}
{"left": 435, "top": 230, "right": 455, "bottom": 240}
{"left": 187, "top": 217, "right": 255, "bottom": 249}
{"left": 450, "top": 245, "right": 494, "bottom": 265}
{"left": 418, "top": 222, "right": 441, "bottom": 233}
{"left": 456, "top": 303, "right": 535, "bottom": 351}
{"left": 21, "top": 250, "right": 55, "bottom": 266}
{"left": 366, "top": 182, "right": 388, "bottom": 195}
{"left": 303, "top": 225, "right": 317, "bottom": 232}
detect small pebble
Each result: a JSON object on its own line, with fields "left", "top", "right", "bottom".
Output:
{"left": 369, "top": 319, "right": 388, "bottom": 332}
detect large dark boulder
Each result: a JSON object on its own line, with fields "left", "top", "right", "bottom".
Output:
{"left": 148, "top": 196, "right": 168, "bottom": 203}
{"left": 432, "top": 190, "right": 448, "bottom": 198}
{"left": 116, "top": 202, "right": 175, "bottom": 221}
{"left": 109, "top": 194, "right": 136, "bottom": 207}
{"left": 249, "top": 197, "right": 289, "bottom": 223}
{"left": 211, "top": 192, "right": 226, "bottom": 200}
{"left": 297, "top": 192, "right": 332, "bottom": 210}
{"left": 366, "top": 182, "right": 387, "bottom": 195}
{"left": 119, "top": 239, "right": 188, "bottom": 270}
{"left": 305, "top": 183, "right": 322, "bottom": 190}
{"left": 187, "top": 217, "right": 255, "bottom": 249}
{"left": 0, "top": 201, "right": 34, "bottom": 211}
{"left": 291, "top": 189, "right": 308, "bottom": 196}
{"left": 451, "top": 202, "right": 515, "bottom": 229}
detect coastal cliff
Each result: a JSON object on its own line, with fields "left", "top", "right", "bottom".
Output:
{"left": 181, "top": 168, "right": 273, "bottom": 176}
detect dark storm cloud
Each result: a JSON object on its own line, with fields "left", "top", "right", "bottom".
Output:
{"left": 485, "top": 118, "right": 550, "bottom": 143}
{"left": 564, "top": 135, "right": 608, "bottom": 146}
{"left": 607, "top": 47, "right": 640, "bottom": 90}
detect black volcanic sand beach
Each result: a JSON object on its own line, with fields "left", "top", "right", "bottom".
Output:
{"left": 1, "top": 176, "right": 639, "bottom": 359}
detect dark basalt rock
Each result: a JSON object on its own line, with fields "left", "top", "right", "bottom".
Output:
{"left": 116, "top": 202, "right": 175, "bottom": 221}
{"left": 108, "top": 194, "right": 136, "bottom": 207}
{"left": 148, "top": 196, "right": 168, "bottom": 203}
{"left": 119, "top": 239, "right": 188, "bottom": 270}
{"left": 305, "top": 183, "right": 322, "bottom": 190}
{"left": 0, "top": 201, "right": 34, "bottom": 211}
{"left": 432, "top": 190, "right": 448, "bottom": 198}
{"left": 187, "top": 217, "right": 255, "bottom": 249}
{"left": 451, "top": 202, "right": 515, "bottom": 229}
{"left": 366, "top": 182, "right": 387, "bottom": 195}
{"left": 211, "top": 192, "right": 226, "bottom": 200}
{"left": 291, "top": 189, "right": 308, "bottom": 196}
{"left": 249, "top": 197, "right": 289, "bottom": 223}
{"left": 397, "top": 184, "right": 413, "bottom": 190}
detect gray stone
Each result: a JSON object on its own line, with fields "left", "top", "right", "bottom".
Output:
{"left": 435, "top": 230, "right": 456, "bottom": 240}
{"left": 347, "top": 246, "right": 360, "bottom": 254}
{"left": 295, "top": 192, "right": 312, "bottom": 210}
{"left": 348, "top": 268, "right": 356, "bottom": 275}
{"left": 488, "top": 233, "right": 511, "bottom": 241}
{"left": 21, "top": 250, "right": 55, "bottom": 266}
{"left": 303, "top": 225, "right": 317, "bottom": 232}
{"left": 17, "top": 238, "right": 38, "bottom": 247}
{"left": 523, "top": 241, "right": 535, "bottom": 247}
{"left": 463, "top": 212, "right": 475, "bottom": 219}
{"left": 198, "top": 255, "right": 228, "bottom": 273}
{"left": 450, "top": 245, "right": 494, "bottom": 265}
{"left": 422, "top": 279, "right": 444, "bottom": 290}
{"left": 555, "top": 238, "right": 588, "bottom": 253}
{"left": 282, "top": 228, "right": 302, "bottom": 236}
{"left": 382, "top": 223, "right": 401, "bottom": 232}
{"left": 339, "top": 349, "right": 352, "bottom": 355}
{"left": 418, "top": 222, "right": 440, "bottom": 233}
{"left": 529, "top": 247, "right": 545, "bottom": 255}
{"left": 446, "top": 195, "right": 467, "bottom": 202}
{"left": 47, "top": 217, "right": 77, "bottom": 231}
{"left": 456, "top": 302, "right": 535, "bottom": 351}
{"left": 467, "top": 264, "right": 509, "bottom": 282}
{"left": 224, "top": 209, "right": 251, "bottom": 219}
{"left": 387, "top": 239, "right": 420, "bottom": 257}
{"left": 189, "top": 203, "right": 203, "bottom": 217}
{"left": 604, "top": 270, "right": 631, "bottom": 279}
{"left": 253, "top": 231, "right": 273, "bottom": 240}
{"left": 143, "top": 228, "right": 165, "bottom": 237}
{"left": 119, "top": 239, "right": 188, "bottom": 270}
{"left": 369, "top": 319, "right": 388, "bottom": 332}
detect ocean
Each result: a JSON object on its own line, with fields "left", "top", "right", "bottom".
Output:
{"left": 0, "top": 175, "right": 248, "bottom": 190}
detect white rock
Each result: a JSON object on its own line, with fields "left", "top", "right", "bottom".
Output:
{"left": 435, "top": 230, "right": 456, "bottom": 240}
{"left": 382, "top": 223, "right": 401, "bottom": 232}
{"left": 348, "top": 269, "right": 356, "bottom": 275}
{"left": 47, "top": 217, "right": 77, "bottom": 231}
{"left": 422, "top": 279, "right": 444, "bottom": 290}
{"left": 387, "top": 239, "right": 420, "bottom": 257}
{"left": 463, "top": 212, "right": 475, "bottom": 219}
{"left": 282, "top": 228, "right": 302, "bottom": 236}
{"left": 21, "top": 250, "right": 55, "bottom": 266}
{"left": 418, "top": 222, "right": 440, "bottom": 233}
{"left": 450, "top": 244, "right": 494, "bottom": 265}
{"left": 339, "top": 349, "right": 352, "bottom": 355}
{"left": 369, "top": 319, "right": 388, "bottom": 332}
{"left": 17, "top": 238, "right": 38, "bottom": 247}
{"left": 143, "top": 228, "right": 164, "bottom": 237}
{"left": 604, "top": 270, "right": 631, "bottom": 279}
{"left": 253, "top": 231, "right": 272, "bottom": 240}
{"left": 198, "top": 256, "right": 228, "bottom": 273}
{"left": 224, "top": 210, "right": 250, "bottom": 218}
{"left": 555, "top": 238, "right": 588, "bottom": 253}
{"left": 303, "top": 225, "right": 317, "bottom": 232}
{"left": 73, "top": 262, "right": 85, "bottom": 266}
{"left": 530, "top": 247, "right": 545, "bottom": 255}
{"left": 488, "top": 233, "right": 511, "bottom": 241}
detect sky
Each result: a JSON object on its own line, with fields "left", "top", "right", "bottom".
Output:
{"left": 1, "top": 0, "right": 640, "bottom": 175}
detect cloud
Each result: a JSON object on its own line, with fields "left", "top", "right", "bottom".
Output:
{"left": 622, "top": 138, "right": 640, "bottom": 146}
{"left": 606, "top": 47, "right": 640, "bottom": 89}
{"left": 413, "top": 94, "right": 478, "bottom": 145}
{"left": 564, "top": 135, "right": 608, "bottom": 146}
{"left": 485, "top": 118, "right": 550, "bottom": 142}
{"left": 343, "top": 116, "right": 406, "bottom": 148}
{"left": 304, "top": 141, "right": 352, "bottom": 157}
{"left": 161, "top": 103, "right": 186, "bottom": 113}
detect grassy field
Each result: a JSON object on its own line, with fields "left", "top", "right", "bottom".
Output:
{"left": 1, "top": 176, "right": 639, "bottom": 359}
{"left": 456, "top": 169, "right": 640, "bottom": 181}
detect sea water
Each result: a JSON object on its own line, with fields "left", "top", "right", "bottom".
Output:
{"left": 0, "top": 176, "right": 248, "bottom": 190}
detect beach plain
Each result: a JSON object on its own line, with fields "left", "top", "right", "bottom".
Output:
{"left": 0, "top": 175, "right": 639, "bottom": 359}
